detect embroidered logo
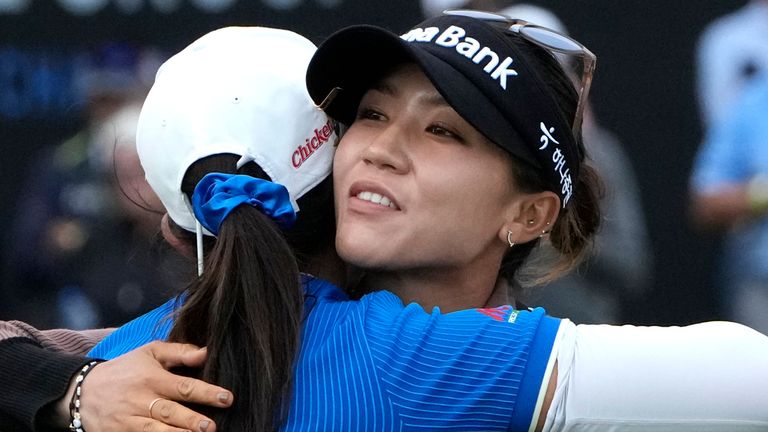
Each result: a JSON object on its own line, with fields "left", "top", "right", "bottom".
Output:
{"left": 476, "top": 305, "right": 513, "bottom": 322}
{"left": 292, "top": 119, "right": 335, "bottom": 169}
{"left": 401, "top": 25, "right": 518, "bottom": 90}
{"left": 538, "top": 122, "right": 560, "bottom": 150}
{"left": 507, "top": 310, "right": 519, "bottom": 324}
{"left": 538, "top": 122, "right": 572, "bottom": 207}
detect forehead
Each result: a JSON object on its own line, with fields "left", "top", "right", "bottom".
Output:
{"left": 366, "top": 63, "right": 450, "bottom": 108}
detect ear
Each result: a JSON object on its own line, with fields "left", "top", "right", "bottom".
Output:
{"left": 498, "top": 191, "right": 561, "bottom": 246}
{"left": 160, "top": 214, "right": 196, "bottom": 259}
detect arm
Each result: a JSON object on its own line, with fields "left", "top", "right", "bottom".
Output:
{"left": 690, "top": 80, "right": 768, "bottom": 230}
{"left": 0, "top": 320, "right": 114, "bottom": 431}
{"left": 0, "top": 338, "right": 234, "bottom": 432}
{"left": 690, "top": 177, "right": 768, "bottom": 229}
{"left": 535, "top": 361, "right": 557, "bottom": 432}
{"left": 0, "top": 320, "right": 232, "bottom": 432}
{"left": 542, "top": 321, "right": 768, "bottom": 430}
{"left": 0, "top": 320, "right": 113, "bottom": 355}
{"left": 0, "top": 337, "right": 93, "bottom": 432}
{"left": 71, "top": 342, "right": 233, "bottom": 432}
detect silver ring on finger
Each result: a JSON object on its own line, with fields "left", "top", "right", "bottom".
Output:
{"left": 148, "top": 397, "right": 163, "bottom": 418}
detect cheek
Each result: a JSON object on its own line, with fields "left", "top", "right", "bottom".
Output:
{"left": 426, "top": 167, "right": 513, "bottom": 244}
{"left": 425, "top": 158, "right": 512, "bottom": 215}
{"left": 332, "top": 131, "right": 361, "bottom": 183}
{"left": 332, "top": 144, "right": 353, "bottom": 200}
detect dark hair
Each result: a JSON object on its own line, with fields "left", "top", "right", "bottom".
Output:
{"left": 167, "top": 154, "right": 334, "bottom": 431}
{"left": 499, "top": 35, "right": 603, "bottom": 286}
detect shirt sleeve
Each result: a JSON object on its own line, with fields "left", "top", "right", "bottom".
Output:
{"left": 364, "top": 292, "right": 562, "bottom": 431}
{"left": 0, "top": 320, "right": 113, "bottom": 355}
{"left": 0, "top": 337, "right": 93, "bottom": 432}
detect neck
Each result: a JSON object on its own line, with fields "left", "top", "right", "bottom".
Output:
{"left": 301, "top": 244, "right": 347, "bottom": 288}
{"left": 362, "top": 264, "right": 501, "bottom": 313}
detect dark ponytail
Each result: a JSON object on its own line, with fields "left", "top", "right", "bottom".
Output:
{"left": 500, "top": 34, "right": 604, "bottom": 286}
{"left": 168, "top": 154, "right": 308, "bottom": 431}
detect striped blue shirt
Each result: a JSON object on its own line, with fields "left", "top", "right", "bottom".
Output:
{"left": 90, "top": 277, "right": 561, "bottom": 431}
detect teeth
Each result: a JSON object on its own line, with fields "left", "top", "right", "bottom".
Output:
{"left": 356, "top": 190, "right": 397, "bottom": 209}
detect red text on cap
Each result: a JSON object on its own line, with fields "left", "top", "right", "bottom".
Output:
{"left": 292, "top": 120, "right": 334, "bottom": 168}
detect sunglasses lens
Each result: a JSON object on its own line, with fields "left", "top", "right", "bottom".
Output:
{"left": 444, "top": 9, "right": 507, "bottom": 22}
{"left": 520, "top": 26, "right": 583, "bottom": 54}
{"left": 442, "top": 9, "right": 595, "bottom": 137}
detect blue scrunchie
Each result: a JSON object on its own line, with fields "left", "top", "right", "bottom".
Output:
{"left": 192, "top": 173, "right": 297, "bottom": 235}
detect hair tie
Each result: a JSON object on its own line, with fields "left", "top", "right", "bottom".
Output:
{"left": 192, "top": 173, "right": 297, "bottom": 235}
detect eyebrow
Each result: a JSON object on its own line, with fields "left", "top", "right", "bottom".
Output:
{"left": 370, "top": 80, "right": 395, "bottom": 95}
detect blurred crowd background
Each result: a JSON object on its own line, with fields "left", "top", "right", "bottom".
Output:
{"left": 1, "top": 0, "right": 766, "bottom": 333}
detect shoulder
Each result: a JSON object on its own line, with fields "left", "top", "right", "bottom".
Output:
{"left": 87, "top": 297, "right": 179, "bottom": 359}
{"left": 705, "top": 4, "right": 762, "bottom": 37}
{"left": 303, "top": 275, "right": 348, "bottom": 301}
{"left": 364, "top": 299, "right": 562, "bottom": 356}
{"left": 363, "top": 302, "right": 564, "bottom": 430}
{"left": 740, "top": 75, "right": 768, "bottom": 106}
{"left": 697, "top": 4, "right": 761, "bottom": 56}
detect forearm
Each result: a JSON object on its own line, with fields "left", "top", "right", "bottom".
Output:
{"left": 0, "top": 320, "right": 114, "bottom": 355}
{"left": 691, "top": 177, "right": 768, "bottom": 230}
{"left": 0, "top": 321, "right": 114, "bottom": 430}
{"left": 690, "top": 186, "right": 751, "bottom": 228}
{"left": 0, "top": 337, "right": 93, "bottom": 431}
{"left": 545, "top": 321, "right": 768, "bottom": 430}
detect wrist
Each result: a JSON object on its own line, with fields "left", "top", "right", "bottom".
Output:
{"left": 40, "top": 360, "right": 98, "bottom": 430}
{"left": 746, "top": 174, "right": 768, "bottom": 215}
{"left": 49, "top": 372, "right": 80, "bottom": 428}
{"left": 67, "top": 361, "right": 102, "bottom": 432}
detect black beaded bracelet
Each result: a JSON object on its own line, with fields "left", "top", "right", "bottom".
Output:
{"left": 68, "top": 361, "right": 101, "bottom": 432}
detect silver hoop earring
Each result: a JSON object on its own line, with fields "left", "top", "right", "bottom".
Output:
{"left": 507, "top": 230, "right": 515, "bottom": 248}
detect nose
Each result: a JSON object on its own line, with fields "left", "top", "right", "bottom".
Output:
{"left": 360, "top": 122, "right": 410, "bottom": 174}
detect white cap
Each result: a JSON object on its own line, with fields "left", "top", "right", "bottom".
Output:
{"left": 137, "top": 26, "right": 336, "bottom": 234}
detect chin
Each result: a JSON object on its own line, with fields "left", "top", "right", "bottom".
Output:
{"left": 336, "top": 236, "right": 391, "bottom": 270}
{"left": 337, "top": 239, "right": 374, "bottom": 268}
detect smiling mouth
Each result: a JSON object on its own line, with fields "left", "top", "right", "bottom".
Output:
{"left": 355, "top": 191, "right": 399, "bottom": 209}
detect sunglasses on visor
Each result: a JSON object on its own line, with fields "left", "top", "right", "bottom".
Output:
{"left": 443, "top": 9, "right": 597, "bottom": 141}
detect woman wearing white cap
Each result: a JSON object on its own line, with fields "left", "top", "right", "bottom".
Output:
{"left": 0, "top": 25, "right": 343, "bottom": 432}
{"left": 3, "top": 12, "right": 768, "bottom": 432}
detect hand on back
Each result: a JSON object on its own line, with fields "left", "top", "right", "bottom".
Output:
{"left": 76, "top": 341, "right": 233, "bottom": 432}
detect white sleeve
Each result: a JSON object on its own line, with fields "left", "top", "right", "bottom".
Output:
{"left": 544, "top": 321, "right": 768, "bottom": 431}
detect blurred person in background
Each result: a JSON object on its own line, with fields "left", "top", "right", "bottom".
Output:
{"left": 696, "top": 0, "right": 768, "bottom": 126}
{"left": 689, "top": 72, "right": 768, "bottom": 335}
{"left": 421, "top": 0, "right": 653, "bottom": 324}
{"left": 690, "top": 1, "right": 768, "bottom": 335}
{"left": 0, "top": 43, "right": 184, "bottom": 329}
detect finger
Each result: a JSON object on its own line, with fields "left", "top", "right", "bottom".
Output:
{"left": 157, "top": 371, "right": 233, "bottom": 408}
{"left": 148, "top": 399, "right": 217, "bottom": 432}
{"left": 182, "top": 347, "right": 207, "bottom": 368}
{"left": 144, "top": 341, "right": 204, "bottom": 369}
{"left": 174, "top": 346, "right": 207, "bottom": 369}
{"left": 128, "top": 416, "right": 193, "bottom": 432}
